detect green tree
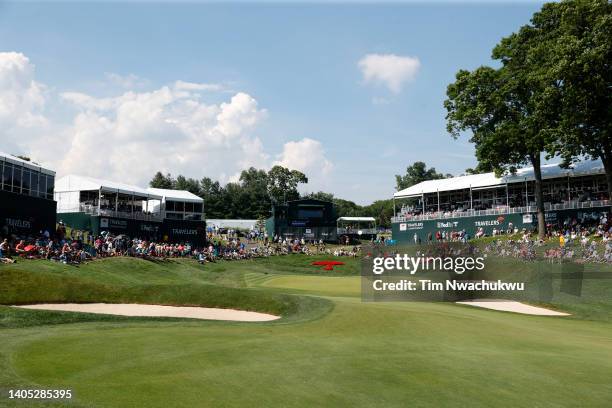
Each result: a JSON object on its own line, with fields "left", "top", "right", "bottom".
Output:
{"left": 174, "top": 175, "right": 201, "bottom": 195}
{"left": 238, "top": 167, "right": 271, "bottom": 218}
{"left": 305, "top": 191, "right": 335, "bottom": 203}
{"left": 395, "top": 161, "right": 448, "bottom": 191}
{"left": 149, "top": 172, "right": 174, "bottom": 189}
{"left": 362, "top": 199, "right": 394, "bottom": 228}
{"left": 445, "top": 26, "right": 560, "bottom": 239}
{"left": 266, "top": 166, "right": 308, "bottom": 204}
{"left": 200, "top": 177, "right": 225, "bottom": 219}
{"left": 533, "top": 0, "right": 612, "bottom": 198}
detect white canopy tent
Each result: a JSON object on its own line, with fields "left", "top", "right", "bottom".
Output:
{"left": 147, "top": 188, "right": 203, "bottom": 203}
{"left": 55, "top": 175, "right": 162, "bottom": 216}
{"left": 394, "top": 160, "right": 604, "bottom": 199}
{"left": 337, "top": 216, "right": 377, "bottom": 235}
{"left": 55, "top": 175, "right": 162, "bottom": 199}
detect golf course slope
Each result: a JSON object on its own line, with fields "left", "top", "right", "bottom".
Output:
{"left": 1, "top": 256, "right": 611, "bottom": 407}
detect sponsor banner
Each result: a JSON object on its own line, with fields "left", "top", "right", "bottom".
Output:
{"left": 401, "top": 222, "right": 424, "bottom": 231}
{"left": 171, "top": 228, "right": 198, "bottom": 236}
{"left": 436, "top": 221, "right": 459, "bottom": 229}
{"left": 5, "top": 217, "right": 32, "bottom": 229}
{"left": 522, "top": 214, "right": 533, "bottom": 224}
{"left": 100, "top": 218, "right": 128, "bottom": 229}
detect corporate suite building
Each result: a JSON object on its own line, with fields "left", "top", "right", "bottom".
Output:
{"left": 0, "top": 151, "right": 57, "bottom": 237}
{"left": 391, "top": 159, "right": 610, "bottom": 243}
{"left": 54, "top": 175, "right": 206, "bottom": 245}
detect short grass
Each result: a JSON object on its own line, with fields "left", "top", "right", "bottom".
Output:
{"left": 0, "top": 255, "right": 611, "bottom": 407}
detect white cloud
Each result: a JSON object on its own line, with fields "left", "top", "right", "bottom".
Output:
{"left": 1, "top": 52, "right": 335, "bottom": 195}
{"left": 105, "top": 72, "right": 148, "bottom": 89}
{"left": 54, "top": 86, "right": 269, "bottom": 185}
{"left": 174, "top": 80, "right": 223, "bottom": 92}
{"left": 358, "top": 53, "right": 421, "bottom": 93}
{"left": 0, "top": 52, "right": 47, "bottom": 129}
{"left": 274, "top": 138, "right": 333, "bottom": 191}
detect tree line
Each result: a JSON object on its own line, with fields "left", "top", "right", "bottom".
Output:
{"left": 444, "top": 0, "right": 611, "bottom": 238}
{"left": 150, "top": 166, "right": 396, "bottom": 227}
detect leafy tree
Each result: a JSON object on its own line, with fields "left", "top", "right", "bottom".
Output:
{"left": 362, "top": 199, "right": 394, "bottom": 228}
{"left": 445, "top": 18, "right": 561, "bottom": 239}
{"left": 395, "top": 161, "right": 448, "bottom": 191}
{"left": 200, "top": 177, "right": 225, "bottom": 219}
{"left": 266, "top": 166, "right": 308, "bottom": 204}
{"left": 238, "top": 167, "right": 271, "bottom": 218}
{"left": 533, "top": 0, "right": 612, "bottom": 198}
{"left": 305, "top": 191, "right": 335, "bottom": 203}
{"left": 174, "top": 175, "right": 201, "bottom": 195}
{"left": 149, "top": 172, "right": 174, "bottom": 189}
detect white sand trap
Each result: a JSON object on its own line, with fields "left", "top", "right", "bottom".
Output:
{"left": 13, "top": 303, "right": 280, "bottom": 322}
{"left": 456, "top": 299, "right": 570, "bottom": 316}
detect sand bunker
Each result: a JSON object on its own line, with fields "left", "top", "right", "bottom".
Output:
{"left": 13, "top": 303, "right": 280, "bottom": 322}
{"left": 456, "top": 300, "right": 569, "bottom": 316}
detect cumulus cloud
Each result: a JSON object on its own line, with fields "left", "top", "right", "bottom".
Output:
{"left": 274, "top": 138, "right": 333, "bottom": 190}
{"left": 358, "top": 53, "right": 421, "bottom": 93}
{"left": 0, "top": 52, "right": 47, "bottom": 129}
{"left": 1, "top": 52, "right": 335, "bottom": 193}
{"left": 54, "top": 86, "right": 269, "bottom": 185}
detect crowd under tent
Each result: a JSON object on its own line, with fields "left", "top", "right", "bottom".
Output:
{"left": 393, "top": 159, "right": 608, "bottom": 217}
{"left": 336, "top": 216, "right": 377, "bottom": 235}
{"left": 55, "top": 175, "right": 163, "bottom": 221}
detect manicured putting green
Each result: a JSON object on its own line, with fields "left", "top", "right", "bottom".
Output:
{"left": 258, "top": 275, "right": 361, "bottom": 297}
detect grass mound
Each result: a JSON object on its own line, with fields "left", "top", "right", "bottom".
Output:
{"left": 0, "top": 257, "right": 333, "bottom": 328}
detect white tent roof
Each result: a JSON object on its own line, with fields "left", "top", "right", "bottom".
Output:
{"left": 55, "top": 175, "right": 162, "bottom": 199}
{"left": 0, "top": 151, "right": 55, "bottom": 175}
{"left": 147, "top": 188, "right": 203, "bottom": 203}
{"left": 394, "top": 159, "right": 605, "bottom": 199}
{"left": 337, "top": 217, "right": 376, "bottom": 222}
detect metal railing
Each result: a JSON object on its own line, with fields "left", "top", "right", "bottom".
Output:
{"left": 337, "top": 227, "right": 377, "bottom": 235}
{"left": 391, "top": 200, "right": 611, "bottom": 223}
{"left": 78, "top": 204, "right": 163, "bottom": 222}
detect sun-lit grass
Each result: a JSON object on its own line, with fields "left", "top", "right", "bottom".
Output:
{"left": 1, "top": 255, "right": 611, "bottom": 407}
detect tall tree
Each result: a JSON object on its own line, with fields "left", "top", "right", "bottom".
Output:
{"left": 534, "top": 0, "right": 612, "bottom": 198}
{"left": 239, "top": 167, "right": 271, "bottom": 218}
{"left": 149, "top": 172, "right": 174, "bottom": 189}
{"left": 445, "top": 43, "right": 559, "bottom": 239}
{"left": 266, "top": 166, "right": 308, "bottom": 204}
{"left": 174, "top": 175, "right": 201, "bottom": 195}
{"left": 200, "top": 177, "right": 225, "bottom": 218}
{"left": 395, "top": 161, "right": 448, "bottom": 191}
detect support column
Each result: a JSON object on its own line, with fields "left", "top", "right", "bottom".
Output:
{"left": 470, "top": 186, "right": 473, "bottom": 210}
{"left": 506, "top": 184, "right": 509, "bottom": 207}
{"left": 437, "top": 190, "right": 440, "bottom": 213}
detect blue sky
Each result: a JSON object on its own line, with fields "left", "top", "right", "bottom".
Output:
{"left": 0, "top": 1, "right": 544, "bottom": 204}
